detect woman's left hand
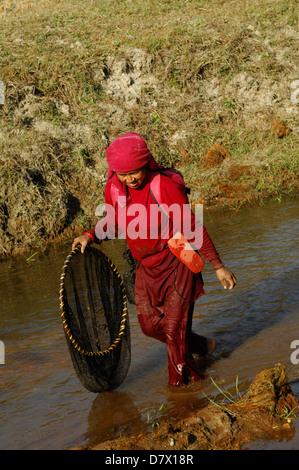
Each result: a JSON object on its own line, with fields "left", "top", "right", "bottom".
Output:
{"left": 216, "top": 267, "right": 237, "bottom": 290}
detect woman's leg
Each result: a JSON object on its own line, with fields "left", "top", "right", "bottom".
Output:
{"left": 135, "top": 255, "right": 207, "bottom": 386}
{"left": 189, "top": 333, "right": 217, "bottom": 357}
{"left": 163, "top": 298, "right": 204, "bottom": 386}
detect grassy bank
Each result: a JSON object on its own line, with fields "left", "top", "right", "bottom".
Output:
{"left": 0, "top": 0, "right": 298, "bottom": 257}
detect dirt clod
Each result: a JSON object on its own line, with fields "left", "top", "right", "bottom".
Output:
{"left": 202, "top": 144, "right": 231, "bottom": 169}
{"left": 81, "top": 364, "right": 298, "bottom": 451}
{"left": 272, "top": 119, "right": 291, "bottom": 138}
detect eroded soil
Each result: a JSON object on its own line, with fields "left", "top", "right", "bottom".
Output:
{"left": 71, "top": 364, "right": 299, "bottom": 451}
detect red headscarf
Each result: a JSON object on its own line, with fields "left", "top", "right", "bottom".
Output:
{"left": 106, "top": 132, "right": 164, "bottom": 179}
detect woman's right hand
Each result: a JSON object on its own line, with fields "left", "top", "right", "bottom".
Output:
{"left": 72, "top": 234, "right": 92, "bottom": 254}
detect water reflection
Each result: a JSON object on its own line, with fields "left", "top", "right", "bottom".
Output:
{"left": 85, "top": 391, "right": 145, "bottom": 445}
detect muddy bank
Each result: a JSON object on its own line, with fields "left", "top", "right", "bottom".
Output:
{"left": 71, "top": 364, "right": 299, "bottom": 451}
{"left": 1, "top": 0, "right": 298, "bottom": 259}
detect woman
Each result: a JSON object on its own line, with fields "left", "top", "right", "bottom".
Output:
{"left": 72, "top": 132, "right": 236, "bottom": 386}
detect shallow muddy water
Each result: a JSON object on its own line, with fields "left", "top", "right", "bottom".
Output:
{"left": 0, "top": 197, "right": 298, "bottom": 450}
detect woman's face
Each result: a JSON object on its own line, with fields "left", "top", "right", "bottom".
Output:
{"left": 116, "top": 166, "right": 147, "bottom": 189}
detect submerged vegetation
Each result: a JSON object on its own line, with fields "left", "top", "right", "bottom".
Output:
{"left": 0, "top": 0, "right": 298, "bottom": 256}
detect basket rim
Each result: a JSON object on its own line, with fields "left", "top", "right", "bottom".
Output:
{"left": 59, "top": 245, "right": 128, "bottom": 357}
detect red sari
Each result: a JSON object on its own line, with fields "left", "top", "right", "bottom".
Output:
{"left": 92, "top": 171, "right": 223, "bottom": 386}
{"left": 135, "top": 249, "right": 205, "bottom": 385}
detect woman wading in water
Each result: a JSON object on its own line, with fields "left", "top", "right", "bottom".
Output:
{"left": 72, "top": 133, "right": 236, "bottom": 386}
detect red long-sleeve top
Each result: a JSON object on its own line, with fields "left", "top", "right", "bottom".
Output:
{"left": 88, "top": 172, "right": 223, "bottom": 270}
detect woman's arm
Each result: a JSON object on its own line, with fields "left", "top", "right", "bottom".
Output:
{"left": 160, "top": 177, "right": 236, "bottom": 289}
{"left": 72, "top": 182, "right": 119, "bottom": 253}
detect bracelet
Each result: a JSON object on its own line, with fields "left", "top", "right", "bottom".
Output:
{"left": 82, "top": 232, "right": 95, "bottom": 243}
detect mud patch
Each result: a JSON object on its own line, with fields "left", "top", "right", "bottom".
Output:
{"left": 94, "top": 49, "right": 158, "bottom": 107}
{"left": 272, "top": 119, "right": 292, "bottom": 138}
{"left": 74, "top": 364, "right": 299, "bottom": 451}
{"left": 228, "top": 164, "right": 252, "bottom": 180}
{"left": 202, "top": 143, "right": 231, "bottom": 169}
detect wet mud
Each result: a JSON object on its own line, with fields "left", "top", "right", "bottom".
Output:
{"left": 72, "top": 364, "right": 299, "bottom": 451}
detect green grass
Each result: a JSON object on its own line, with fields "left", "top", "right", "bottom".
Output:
{"left": 202, "top": 376, "right": 244, "bottom": 418}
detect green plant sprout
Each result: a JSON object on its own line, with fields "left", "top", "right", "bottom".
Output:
{"left": 280, "top": 405, "right": 299, "bottom": 421}
{"left": 26, "top": 251, "right": 39, "bottom": 262}
{"left": 202, "top": 376, "right": 244, "bottom": 418}
{"left": 146, "top": 404, "right": 166, "bottom": 429}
